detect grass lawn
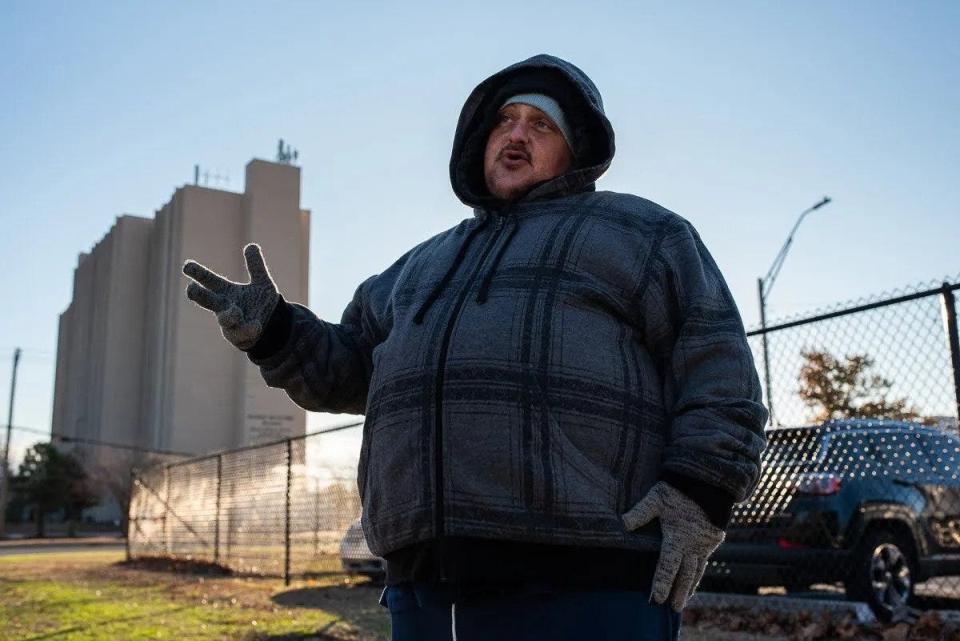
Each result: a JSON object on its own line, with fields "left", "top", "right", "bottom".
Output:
{"left": 0, "top": 549, "right": 389, "bottom": 640}
{"left": 0, "top": 549, "right": 789, "bottom": 641}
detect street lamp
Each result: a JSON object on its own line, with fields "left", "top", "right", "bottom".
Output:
{"left": 757, "top": 196, "right": 832, "bottom": 426}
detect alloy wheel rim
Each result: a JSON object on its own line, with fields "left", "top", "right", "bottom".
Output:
{"left": 869, "top": 542, "right": 911, "bottom": 612}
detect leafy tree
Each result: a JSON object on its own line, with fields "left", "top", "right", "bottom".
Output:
{"left": 17, "top": 442, "right": 99, "bottom": 537}
{"left": 797, "top": 348, "right": 931, "bottom": 424}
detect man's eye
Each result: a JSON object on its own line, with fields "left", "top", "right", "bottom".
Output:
{"left": 535, "top": 120, "right": 552, "bottom": 131}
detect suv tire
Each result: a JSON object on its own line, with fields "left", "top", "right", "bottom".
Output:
{"left": 845, "top": 527, "right": 916, "bottom": 622}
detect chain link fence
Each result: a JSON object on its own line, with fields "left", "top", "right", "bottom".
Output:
{"left": 706, "top": 276, "right": 960, "bottom": 620}
{"left": 129, "top": 275, "right": 960, "bottom": 620}
{"left": 128, "top": 424, "right": 364, "bottom": 582}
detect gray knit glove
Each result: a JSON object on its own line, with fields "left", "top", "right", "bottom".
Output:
{"left": 621, "top": 481, "right": 726, "bottom": 612}
{"left": 182, "top": 243, "right": 280, "bottom": 350}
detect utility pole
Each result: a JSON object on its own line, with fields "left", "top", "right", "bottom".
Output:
{"left": 758, "top": 197, "right": 831, "bottom": 427}
{"left": 0, "top": 348, "right": 22, "bottom": 538}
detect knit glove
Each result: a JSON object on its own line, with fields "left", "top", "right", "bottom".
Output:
{"left": 182, "top": 243, "right": 280, "bottom": 351}
{"left": 621, "top": 481, "right": 726, "bottom": 612}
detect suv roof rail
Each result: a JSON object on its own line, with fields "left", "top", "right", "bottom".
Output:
{"left": 767, "top": 418, "right": 938, "bottom": 434}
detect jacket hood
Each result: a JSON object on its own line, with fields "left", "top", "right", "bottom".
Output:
{"left": 450, "top": 54, "right": 616, "bottom": 210}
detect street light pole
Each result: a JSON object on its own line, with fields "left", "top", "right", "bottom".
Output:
{"left": 758, "top": 197, "right": 831, "bottom": 427}
{"left": 0, "top": 348, "right": 22, "bottom": 538}
{"left": 757, "top": 277, "right": 774, "bottom": 425}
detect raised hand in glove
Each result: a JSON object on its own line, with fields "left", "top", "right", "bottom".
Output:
{"left": 182, "top": 243, "right": 280, "bottom": 351}
{"left": 621, "top": 481, "right": 725, "bottom": 612}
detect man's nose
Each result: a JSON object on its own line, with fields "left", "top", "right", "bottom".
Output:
{"left": 506, "top": 120, "right": 530, "bottom": 142}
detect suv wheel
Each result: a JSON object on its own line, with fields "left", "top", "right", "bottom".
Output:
{"left": 846, "top": 527, "right": 916, "bottom": 622}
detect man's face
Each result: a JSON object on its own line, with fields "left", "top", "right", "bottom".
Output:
{"left": 483, "top": 102, "right": 573, "bottom": 201}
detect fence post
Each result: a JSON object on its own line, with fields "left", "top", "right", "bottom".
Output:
{"left": 313, "top": 477, "right": 320, "bottom": 558}
{"left": 126, "top": 468, "right": 136, "bottom": 562}
{"left": 941, "top": 282, "right": 960, "bottom": 434}
{"left": 162, "top": 465, "right": 171, "bottom": 556}
{"left": 284, "top": 439, "right": 293, "bottom": 586}
{"left": 213, "top": 455, "right": 222, "bottom": 564}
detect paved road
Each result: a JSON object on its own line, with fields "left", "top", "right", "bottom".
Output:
{"left": 0, "top": 543, "right": 126, "bottom": 557}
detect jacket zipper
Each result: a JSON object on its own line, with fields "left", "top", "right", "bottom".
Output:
{"left": 433, "top": 210, "right": 507, "bottom": 582}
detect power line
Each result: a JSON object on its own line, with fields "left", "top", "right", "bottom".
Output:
{"left": 0, "top": 347, "right": 55, "bottom": 359}
{"left": 7, "top": 424, "right": 49, "bottom": 437}
{"left": 0, "top": 356, "right": 53, "bottom": 362}
{"left": 6, "top": 424, "right": 195, "bottom": 458}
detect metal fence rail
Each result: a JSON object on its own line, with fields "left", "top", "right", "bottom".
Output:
{"left": 128, "top": 275, "right": 960, "bottom": 619}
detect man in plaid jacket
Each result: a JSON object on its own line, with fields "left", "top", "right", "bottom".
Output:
{"left": 184, "top": 54, "right": 769, "bottom": 641}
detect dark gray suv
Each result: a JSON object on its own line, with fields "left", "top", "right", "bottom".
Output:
{"left": 706, "top": 419, "right": 960, "bottom": 620}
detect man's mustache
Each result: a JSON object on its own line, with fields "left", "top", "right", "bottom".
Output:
{"left": 497, "top": 144, "right": 530, "bottom": 162}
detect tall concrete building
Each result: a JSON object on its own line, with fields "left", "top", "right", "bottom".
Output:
{"left": 52, "top": 159, "right": 310, "bottom": 467}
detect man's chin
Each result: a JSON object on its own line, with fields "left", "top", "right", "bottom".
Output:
{"left": 489, "top": 177, "right": 537, "bottom": 201}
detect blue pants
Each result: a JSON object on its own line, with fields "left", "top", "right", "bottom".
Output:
{"left": 380, "top": 583, "right": 681, "bottom": 641}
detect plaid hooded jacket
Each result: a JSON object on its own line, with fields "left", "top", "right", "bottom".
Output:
{"left": 248, "top": 55, "right": 769, "bottom": 563}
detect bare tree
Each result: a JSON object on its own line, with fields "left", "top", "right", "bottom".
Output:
{"left": 87, "top": 449, "right": 163, "bottom": 534}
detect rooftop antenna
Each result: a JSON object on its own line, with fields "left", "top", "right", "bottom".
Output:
{"left": 193, "top": 164, "right": 230, "bottom": 188}
{"left": 277, "top": 138, "right": 299, "bottom": 165}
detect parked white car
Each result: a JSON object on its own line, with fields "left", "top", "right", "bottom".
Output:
{"left": 339, "top": 518, "right": 385, "bottom": 578}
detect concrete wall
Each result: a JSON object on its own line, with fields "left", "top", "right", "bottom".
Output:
{"left": 66, "top": 251, "right": 94, "bottom": 447}
{"left": 51, "top": 304, "right": 73, "bottom": 441}
{"left": 51, "top": 216, "right": 152, "bottom": 466}
{"left": 240, "top": 160, "right": 310, "bottom": 445}
{"left": 54, "top": 159, "right": 309, "bottom": 473}
{"left": 100, "top": 216, "right": 152, "bottom": 448}
{"left": 171, "top": 186, "right": 245, "bottom": 455}
{"left": 140, "top": 192, "right": 178, "bottom": 452}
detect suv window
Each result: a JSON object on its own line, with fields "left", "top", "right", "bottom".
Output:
{"left": 822, "top": 432, "right": 883, "bottom": 476}
{"left": 868, "top": 431, "right": 929, "bottom": 477}
{"left": 917, "top": 432, "right": 960, "bottom": 479}
{"left": 764, "top": 428, "right": 825, "bottom": 467}
{"left": 820, "top": 429, "right": 954, "bottom": 479}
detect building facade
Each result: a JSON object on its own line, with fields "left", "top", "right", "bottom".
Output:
{"left": 52, "top": 159, "right": 310, "bottom": 471}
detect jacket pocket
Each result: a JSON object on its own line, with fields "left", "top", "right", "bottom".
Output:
{"left": 626, "top": 429, "right": 665, "bottom": 508}
{"left": 544, "top": 409, "right": 620, "bottom": 511}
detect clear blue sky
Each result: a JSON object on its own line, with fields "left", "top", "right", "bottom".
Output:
{"left": 1, "top": 1, "right": 957, "bottom": 467}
